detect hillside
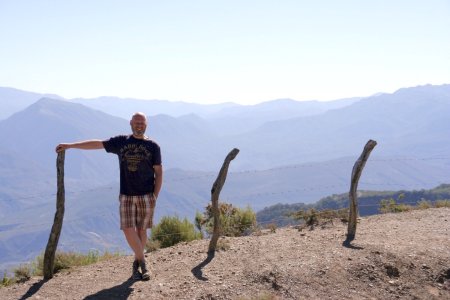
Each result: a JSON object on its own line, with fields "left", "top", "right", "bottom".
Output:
{"left": 2, "top": 208, "right": 449, "bottom": 299}
{"left": 257, "top": 184, "right": 450, "bottom": 226}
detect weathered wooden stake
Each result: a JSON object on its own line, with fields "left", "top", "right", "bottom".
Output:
{"left": 346, "top": 140, "right": 377, "bottom": 242}
{"left": 208, "top": 148, "right": 239, "bottom": 253}
{"left": 43, "top": 151, "right": 66, "bottom": 279}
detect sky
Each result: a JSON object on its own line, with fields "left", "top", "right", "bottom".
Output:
{"left": 1, "top": 0, "right": 449, "bottom": 105}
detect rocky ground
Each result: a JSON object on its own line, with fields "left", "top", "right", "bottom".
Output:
{"left": 1, "top": 208, "right": 450, "bottom": 299}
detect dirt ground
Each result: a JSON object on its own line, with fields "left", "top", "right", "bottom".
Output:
{"left": 1, "top": 207, "right": 449, "bottom": 300}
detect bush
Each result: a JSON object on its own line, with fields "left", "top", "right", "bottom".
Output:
{"left": 291, "top": 208, "right": 349, "bottom": 230}
{"left": 266, "top": 223, "right": 277, "bottom": 233}
{"left": 0, "top": 250, "right": 121, "bottom": 287}
{"left": 417, "top": 199, "right": 433, "bottom": 209}
{"left": 151, "top": 216, "right": 202, "bottom": 248}
{"left": 379, "top": 195, "right": 413, "bottom": 214}
{"left": 217, "top": 238, "right": 231, "bottom": 251}
{"left": 197, "top": 203, "right": 257, "bottom": 237}
{"left": 145, "top": 239, "right": 161, "bottom": 252}
{"left": 1, "top": 273, "right": 13, "bottom": 287}
{"left": 33, "top": 250, "right": 120, "bottom": 276}
{"left": 13, "top": 265, "right": 31, "bottom": 283}
{"left": 435, "top": 200, "right": 450, "bottom": 208}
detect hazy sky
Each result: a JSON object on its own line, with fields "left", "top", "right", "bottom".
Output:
{"left": 1, "top": 0, "right": 449, "bottom": 104}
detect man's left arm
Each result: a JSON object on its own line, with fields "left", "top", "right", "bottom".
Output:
{"left": 153, "top": 165, "right": 163, "bottom": 199}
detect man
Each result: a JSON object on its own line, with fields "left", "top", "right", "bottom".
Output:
{"left": 55, "top": 112, "right": 162, "bottom": 281}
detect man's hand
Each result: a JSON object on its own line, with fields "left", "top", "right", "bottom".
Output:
{"left": 55, "top": 143, "right": 70, "bottom": 153}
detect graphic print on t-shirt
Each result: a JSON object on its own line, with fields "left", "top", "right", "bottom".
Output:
{"left": 120, "top": 144, "right": 152, "bottom": 172}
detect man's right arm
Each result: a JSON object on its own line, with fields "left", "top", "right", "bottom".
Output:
{"left": 55, "top": 140, "right": 104, "bottom": 153}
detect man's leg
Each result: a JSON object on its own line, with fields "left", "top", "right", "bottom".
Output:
{"left": 123, "top": 228, "right": 145, "bottom": 262}
{"left": 137, "top": 229, "right": 150, "bottom": 280}
{"left": 138, "top": 229, "right": 148, "bottom": 250}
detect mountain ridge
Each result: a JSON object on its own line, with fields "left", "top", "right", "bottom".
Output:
{"left": 1, "top": 83, "right": 450, "bottom": 277}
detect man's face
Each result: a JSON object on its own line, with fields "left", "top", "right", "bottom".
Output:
{"left": 130, "top": 115, "right": 147, "bottom": 138}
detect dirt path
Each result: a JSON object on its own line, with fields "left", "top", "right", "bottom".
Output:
{"left": 2, "top": 208, "right": 450, "bottom": 299}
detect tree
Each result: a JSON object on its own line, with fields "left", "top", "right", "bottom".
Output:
{"left": 196, "top": 202, "right": 256, "bottom": 237}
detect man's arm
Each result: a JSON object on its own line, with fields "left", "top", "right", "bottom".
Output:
{"left": 153, "top": 165, "right": 163, "bottom": 199}
{"left": 55, "top": 140, "right": 104, "bottom": 153}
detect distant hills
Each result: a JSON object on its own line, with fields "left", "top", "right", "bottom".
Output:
{"left": 256, "top": 183, "right": 450, "bottom": 226}
{"left": 0, "top": 87, "right": 63, "bottom": 120}
{"left": 0, "top": 83, "right": 449, "bottom": 273}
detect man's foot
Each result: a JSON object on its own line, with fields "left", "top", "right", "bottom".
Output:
{"left": 132, "top": 260, "right": 142, "bottom": 280}
{"left": 139, "top": 260, "right": 150, "bottom": 281}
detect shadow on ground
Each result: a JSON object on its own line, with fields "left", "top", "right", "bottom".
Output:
{"left": 83, "top": 277, "right": 136, "bottom": 300}
{"left": 342, "top": 239, "right": 364, "bottom": 250}
{"left": 19, "top": 279, "right": 48, "bottom": 300}
{"left": 191, "top": 251, "right": 216, "bottom": 281}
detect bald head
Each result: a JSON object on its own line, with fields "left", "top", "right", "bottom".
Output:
{"left": 132, "top": 112, "right": 147, "bottom": 121}
{"left": 130, "top": 112, "right": 147, "bottom": 139}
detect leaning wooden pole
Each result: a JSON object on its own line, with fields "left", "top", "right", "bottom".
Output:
{"left": 346, "top": 140, "right": 377, "bottom": 242}
{"left": 208, "top": 148, "right": 240, "bottom": 253}
{"left": 43, "top": 151, "right": 66, "bottom": 279}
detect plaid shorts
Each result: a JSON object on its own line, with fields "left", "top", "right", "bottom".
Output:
{"left": 119, "top": 194, "right": 156, "bottom": 229}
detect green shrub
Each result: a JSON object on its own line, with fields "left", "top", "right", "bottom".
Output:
{"left": 13, "top": 265, "right": 31, "bottom": 283}
{"left": 379, "top": 194, "right": 413, "bottom": 214}
{"left": 216, "top": 238, "right": 231, "bottom": 251}
{"left": 291, "top": 207, "right": 349, "bottom": 230}
{"left": 0, "top": 250, "right": 121, "bottom": 287}
{"left": 435, "top": 200, "right": 450, "bottom": 208}
{"left": 145, "top": 239, "right": 161, "bottom": 252}
{"left": 291, "top": 208, "right": 320, "bottom": 229}
{"left": 417, "top": 199, "right": 433, "bottom": 209}
{"left": 197, "top": 203, "right": 257, "bottom": 237}
{"left": 194, "top": 211, "right": 205, "bottom": 238}
{"left": 266, "top": 223, "right": 277, "bottom": 233}
{"left": 379, "top": 198, "right": 397, "bottom": 213}
{"left": 395, "top": 203, "right": 413, "bottom": 212}
{"left": 151, "top": 216, "right": 202, "bottom": 248}
{"left": 33, "top": 250, "right": 121, "bottom": 276}
{"left": 1, "top": 273, "right": 13, "bottom": 287}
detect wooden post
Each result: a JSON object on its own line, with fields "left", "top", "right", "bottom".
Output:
{"left": 346, "top": 140, "right": 377, "bottom": 242}
{"left": 43, "top": 151, "right": 66, "bottom": 279}
{"left": 208, "top": 148, "right": 239, "bottom": 253}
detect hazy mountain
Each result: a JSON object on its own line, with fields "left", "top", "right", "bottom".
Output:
{"left": 70, "top": 96, "right": 237, "bottom": 118}
{"left": 230, "top": 84, "right": 450, "bottom": 169}
{"left": 1, "top": 84, "right": 449, "bottom": 207}
{"left": 1, "top": 83, "right": 450, "bottom": 273}
{"left": 205, "top": 97, "right": 361, "bottom": 134}
{"left": 0, "top": 86, "right": 64, "bottom": 120}
{"left": 71, "top": 96, "right": 360, "bottom": 135}
{"left": 0, "top": 98, "right": 129, "bottom": 209}
{"left": 0, "top": 98, "right": 230, "bottom": 221}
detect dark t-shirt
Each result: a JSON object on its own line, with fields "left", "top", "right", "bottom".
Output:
{"left": 103, "top": 135, "right": 162, "bottom": 196}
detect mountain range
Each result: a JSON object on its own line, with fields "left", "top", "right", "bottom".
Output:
{"left": 0, "top": 83, "right": 449, "bottom": 273}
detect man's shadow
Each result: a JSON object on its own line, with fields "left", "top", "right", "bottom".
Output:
{"left": 191, "top": 250, "right": 215, "bottom": 281}
{"left": 83, "top": 277, "right": 136, "bottom": 300}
